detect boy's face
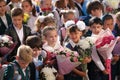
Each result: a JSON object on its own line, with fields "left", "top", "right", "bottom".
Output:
{"left": 12, "top": 15, "right": 23, "bottom": 28}
{"left": 45, "top": 30, "right": 57, "bottom": 46}
{"left": 0, "top": 1, "right": 6, "bottom": 16}
{"left": 22, "top": 1, "right": 33, "bottom": 13}
{"left": 90, "top": 23, "right": 102, "bottom": 35}
{"left": 19, "top": 59, "right": 29, "bottom": 69}
{"left": 32, "top": 48, "right": 41, "bottom": 58}
{"left": 91, "top": 9, "right": 102, "bottom": 18}
{"left": 113, "top": 55, "right": 119, "bottom": 62}
{"left": 103, "top": 19, "right": 114, "bottom": 31}
{"left": 69, "top": 30, "right": 82, "bottom": 43}
{"left": 41, "top": 0, "right": 52, "bottom": 9}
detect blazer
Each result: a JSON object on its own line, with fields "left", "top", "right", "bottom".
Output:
{"left": 5, "top": 24, "right": 31, "bottom": 57}
{"left": 0, "top": 13, "right": 12, "bottom": 35}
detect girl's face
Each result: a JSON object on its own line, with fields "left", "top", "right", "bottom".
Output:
{"left": 0, "top": 1, "right": 6, "bottom": 16}
{"left": 22, "top": 1, "right": 33, "bottom": 14}
{"left": 45, "top": 30, "right": 57, "bottom": 46}
{"left": 69, "top": 30, "right": 82, "bottom": 43}
{"left": 12, "top": 15, "right": 23, "bottom": 29}
{"left": 103, "top": 19, "right": 114, "bottom": 31}
{"left": 90, "top": 23, "right": 102, "bottom": 35}
{"left": 32, "top": 48, "right": 41, "bottom": 58}
{"left": 116, "top": 19, "right": 120, "bottom": 29}
{"left": 41, "top": 0, "right": 52, "bottom": 9}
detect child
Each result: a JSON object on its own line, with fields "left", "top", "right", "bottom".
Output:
{"left": 102, "top": 14, "right": 114, "bottom": 31}
{"left": 5, "top": 7, "right": 31, "bottom": 61}
{"left": 55, "top": 0, "right": 79, "bottom": 19}
{"left": 21, "top": 0, "right": 37, "bottom": 33}
{"left": 0, "top": 0, "right": 12, "bottom": 35}
{"left": 111, "top": 41, "right": 120, "bottom": 80}
{"left": 3, "top": 45, "right": 33, "bottom": 80}
{"left": 64, "top": 24, "right": 89, "bottom": 80}
{"left": 39, "top": 0, "right": 61, "bottom": 28}
{"left": 7, "top": 0, "right": 21, "bottom": 14}
{"left": 113, "top": 12, "right": 120, "bottom": 37}
{"left": 87, "top": 17, "right": 108, "bottom": 80}
{"left": 41, "top": 26, "right": 64, "bottom": 80}
{"left": 83, "top": 1, "right": 104, "bottom": 26}
{"left": 26, "top": 35, "right": 43, "bottom": 80}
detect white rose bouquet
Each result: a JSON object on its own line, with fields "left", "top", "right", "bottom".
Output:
{"left": 0, "top": 35, "right": 16, "bottom": 57}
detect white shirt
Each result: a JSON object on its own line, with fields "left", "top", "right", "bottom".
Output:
{"left": 0, "top": 15, "right": 8, "bottom": 28}
{"left": 27, "top": 14, "right": 37, "bottom": 33}
{"left": 41, "top": 41, "right": 63, "bottom": 58}
{"left": 14, "top": 25, "right": 24, "bottom": 44}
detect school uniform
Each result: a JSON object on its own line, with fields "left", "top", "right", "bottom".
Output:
{"left": 5, "top": 24, "right": 31, "bottom": 61}
{"left": 64, "top": 40, "right": 83, "bottom": 80}
{"left": 0, "top": 13, "right": 12, "bottom": 35}
{"left": 3, "top": 60, "right": 30, "bottom": 80}
{"left": 87, "top": 32, "right": 108, "bottom": 80}
{"left": 29, "top": 55, "right": 43, "bottom": 80}
{"left": 112, "top": 23, "right": 120, "bottom": 37}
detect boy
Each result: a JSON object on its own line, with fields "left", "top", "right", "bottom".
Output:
{"left": 87, "top": 17, "right": 108, "bottom": 80}
{"left": 5, "top": 7, "right": 31, "bottom": 61}
{"left": 83, "top": 1, "right": 104, "bottom": 26}
{"left": 26, "top": 35, "right": 43, "bottom": 80}
{"left": 3, "top": 45, "right": 33, "bottom": 80}
{"left": 0, "top": 0, "right": 12, "bottom": 35}
{"left": 102, "top": 14, "right": 114, "bottom": 31}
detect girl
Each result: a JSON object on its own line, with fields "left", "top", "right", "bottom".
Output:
{"left": 41, "top": 26, "right": 64, "bottom": 80}
{"left": 21, "top": 0, "right": 37, "bottom": 33}
{"left": 65, "top": 24, "right": 90, "bottom": 80}
{"left": 7, "top": 0, "right": 21, "bottom": 14}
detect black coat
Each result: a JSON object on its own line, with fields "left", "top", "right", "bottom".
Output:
{"left": 0, "top": 13, "right": 12, "bottom": 35}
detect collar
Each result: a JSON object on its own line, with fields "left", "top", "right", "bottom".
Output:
{"left": 13, "top": 25, "right": 23, "bottom": 30}
{"left": 69, "top": 39, "right": 81, "bottom": 48}
{"left": 42, "top": 41, "right": 63, "bottom": 52}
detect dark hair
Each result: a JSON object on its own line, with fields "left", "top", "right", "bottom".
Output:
{"left": 22, "top": 0, "right": 36, "bottom": 17}
{"left": 69, "top": 24, "right": 80, "bottom": 33}
{"left": 87, "top": 1, "right": 104, "bottom": 14}
{"left": 102, "top": 14, "right": 113, "bottom": 24}
{"left": 0, "top": 0, "right": 6, "bottom": 3}
{"left": 89, "top": 17, "right": 103, "bottom": 26}
{"left": 55, "top": 0, "right": 75, "bottom": 9}
{"left": 11, "top": 7, "right": 23, "bottom": 17}
{"left": 26, "top": 35, "right": 42, "bottom": 48}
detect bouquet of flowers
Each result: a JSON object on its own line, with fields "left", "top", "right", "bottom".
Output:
{"left": 23, "top": 13, "right": 30, "bottom": 24}
{"left": 104, "top": 0, "right": 120, "bottom": 14}
{"left": 0, "top": 35, "right": 16, "bottom": 57}
{"left": 56, "top": 39, "right": 93, "bottom": 75}
{"left": 94, "top": 28, "right": 119, "bottom": 80}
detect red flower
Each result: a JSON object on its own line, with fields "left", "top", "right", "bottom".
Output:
{"left": 96, "top": 36, "right": 114, "bottom": 48}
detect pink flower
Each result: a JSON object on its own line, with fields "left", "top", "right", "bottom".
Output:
{"left": 96, "top": 36, "right": 114, "bottom": 48}
{"left": 74, "top": 52, "right": 79, "bottom": 57}
{"left": 66, "top": 52, "right": 71, "bottom": 57}
{"left": 73, "top": 57, "right": 78, "bottom": 62}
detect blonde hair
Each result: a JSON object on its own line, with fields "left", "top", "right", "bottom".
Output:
{"left": 17, "top": 45, "right": 33, "bottom": 63}
{"left": 42, "top": 26, "right": 57, "bottom": 37}
{"left": 35, "top": 17, "right": 56, "bottom": 32}
{"left": 116, "top": 12, "right": 120, "bottom": 21}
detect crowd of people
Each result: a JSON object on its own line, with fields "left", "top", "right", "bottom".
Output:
{"left": 0, "top": 0, "right": 120, "bottom": 80}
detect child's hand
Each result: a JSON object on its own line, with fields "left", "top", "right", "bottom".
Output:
{"left": 102, "top": 69, "right": 109, "bottom": 75}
